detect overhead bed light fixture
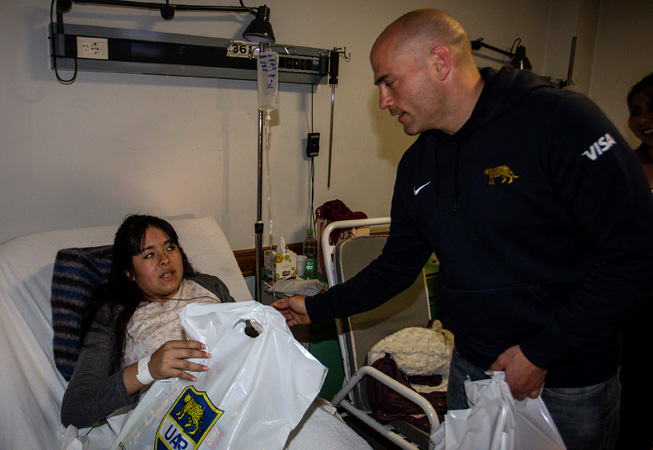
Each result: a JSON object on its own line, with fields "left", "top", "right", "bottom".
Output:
{"left": 56, "top": 0, "right": 275, "bottom": 43}
{"left": 471, "top": 37, "right": 531, "bottom": 70}
{"left": 242, "top": 5, "right": 273, "bottom": 43}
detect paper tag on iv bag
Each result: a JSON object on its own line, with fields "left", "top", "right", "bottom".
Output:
{"left": 257, "top": 50, "right": 279, "bottom": 112}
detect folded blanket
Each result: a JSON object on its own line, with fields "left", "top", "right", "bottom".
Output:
{"left": 264, "top": 278, "right": 325, "bottom": 297}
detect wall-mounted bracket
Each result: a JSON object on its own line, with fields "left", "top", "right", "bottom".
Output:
{"left": 49, "top": 24, "right": 332, "bottom": 84}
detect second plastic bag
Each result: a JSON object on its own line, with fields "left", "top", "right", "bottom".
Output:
{"left": 440, "top": 371, "right": 566, "bottom": 450}
{"left": 109, "top": 301, "right": 327, "bottom": 450}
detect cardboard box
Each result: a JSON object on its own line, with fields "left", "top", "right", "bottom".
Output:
{"left": 264, "top": 246, "right": 297, "bottom": 280}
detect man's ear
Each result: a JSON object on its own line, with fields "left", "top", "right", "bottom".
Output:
{"left": 429, "top": 46, "right": 451, "bottom": 80}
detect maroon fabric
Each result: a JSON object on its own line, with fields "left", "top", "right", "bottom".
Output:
{"left": 315, "top": 199, "right": 367, "bottom": 222}
{"left": 315, "top": 199, "right": 367, "bottom": 244}
{"left": 367, "top": 353, "right": 447, "bottom": 430}
{"left": 315, "top": 199, "right": 368, "bottom": 274}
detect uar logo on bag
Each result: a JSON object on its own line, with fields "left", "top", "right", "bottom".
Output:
{"left": 156, "top": 386, "right": 224, "bottom": 450}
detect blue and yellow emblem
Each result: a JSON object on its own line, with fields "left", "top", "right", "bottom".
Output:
{"left": 155, "top": 386, "right": 223, "bottom": 450}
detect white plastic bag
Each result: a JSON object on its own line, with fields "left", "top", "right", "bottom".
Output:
{"left": 442, "top": 371, "right": 566, "bottom": 450}
{"left": 257, "top": 50, "right": 279, "bottom": 112}
{"left": 109, "top": 301, "right": 327, "bottom": 450}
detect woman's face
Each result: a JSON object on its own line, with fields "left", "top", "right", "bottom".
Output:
{"left": 129, "top": 226, "right": 184, "bottom": 302}
{"left": 628, "top": 90, "right": 653, "bottom": 148}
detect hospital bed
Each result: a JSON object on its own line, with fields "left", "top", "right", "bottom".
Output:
{"left": 0, "top": 216, "right": 356, "bottom": 449}
{"left": 322, "top": 218, "right": 445, "bottom": 450}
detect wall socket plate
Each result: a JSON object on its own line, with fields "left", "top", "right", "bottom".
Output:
{"left": 76, "top": 36, "right": 109, "bottom": 60}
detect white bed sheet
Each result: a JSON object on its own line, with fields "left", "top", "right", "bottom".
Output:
{"left": 0, "top": 217, "right": 252, "bottom": 450}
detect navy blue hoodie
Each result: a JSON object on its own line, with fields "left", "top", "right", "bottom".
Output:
{"left": 307, "top": 66, "right": 653, "bottom": 388}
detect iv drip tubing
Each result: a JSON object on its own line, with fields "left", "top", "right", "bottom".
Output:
{"left": 264, "top": 111, "right": 273, "bottom": 250}
{"left": 265, "top": 111, "right": 276, "bottom": 299}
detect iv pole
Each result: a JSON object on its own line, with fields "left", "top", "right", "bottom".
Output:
{"left": 326, "top": 51, "right": 338, "bottom": 189}
{"left": 326, "top": 49, "right": 342, "bottom": 189}
{"left": 254, "top": 48, "right": 278, "bottom": 302}
{"left": 255, "top": 110, "right": 264, "bottom": 301}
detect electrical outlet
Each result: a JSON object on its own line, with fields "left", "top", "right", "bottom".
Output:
{"left": 76, "top": 36, "right": 109, "bottom": 60}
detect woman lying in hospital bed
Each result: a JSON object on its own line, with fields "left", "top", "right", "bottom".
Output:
{"left": 61, "top": 214, "right": 370, "bottom": 450}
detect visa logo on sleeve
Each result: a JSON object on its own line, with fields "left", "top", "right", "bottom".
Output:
{"left": 583, "top": 133, "right": 617, "bottom": 161}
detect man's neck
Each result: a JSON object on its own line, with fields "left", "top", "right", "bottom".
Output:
{"left": 445, "top": 75, "right": 484, "bottom": 134}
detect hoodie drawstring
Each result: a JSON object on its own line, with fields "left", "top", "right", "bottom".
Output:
{"left": 430, "top": 135, "right": 459, "bottom": 213}
{"left": 434, "top": 141, "right": 441, "bottom": 204}
{"left": 452, "top": 141, "right": 461, "bottom": 213}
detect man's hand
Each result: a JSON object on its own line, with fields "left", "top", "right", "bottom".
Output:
{"left": 272, "top": 295, "right": 311, "bottom": 326}
{"left": 489, "top": 345, "right": 547, "bottom": 400}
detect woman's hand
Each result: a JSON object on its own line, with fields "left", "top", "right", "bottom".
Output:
{"left": 124, "top": 340, "right": 211, "bottom": 395}
{"left": 148, "top": 340, "right": 211, "bottom": 381}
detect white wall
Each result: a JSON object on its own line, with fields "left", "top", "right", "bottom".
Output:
{"left": 1, "top": 0, "right": 650, "bottom": 250}
{"left": 589, "top": 0, "right": 653, "bottom": 149}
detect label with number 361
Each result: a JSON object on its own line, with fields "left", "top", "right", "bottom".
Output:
{"left": 226, "top": 40, "right": 259, "bottom": 59}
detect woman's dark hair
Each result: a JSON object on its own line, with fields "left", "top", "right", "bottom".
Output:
{"left": 80, "top": 215, "right": 197, "bottom": 361}
{"left": 627, "top": 72, "right": 653, "bottom": 107}
{"left": 628, "top": 73, "right": 653, "bottom": 162}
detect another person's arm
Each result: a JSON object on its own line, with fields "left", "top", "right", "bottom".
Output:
{"left": 273, "top": 231, "right": 431, "bottom": 325}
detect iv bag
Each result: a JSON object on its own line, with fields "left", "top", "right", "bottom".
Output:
{"left": 257, "top": 50, "right": 279, "bottom": 111}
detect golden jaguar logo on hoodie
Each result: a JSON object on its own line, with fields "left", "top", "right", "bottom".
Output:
{"left": 484, "top": 165, "right": 519, "bottom": 185}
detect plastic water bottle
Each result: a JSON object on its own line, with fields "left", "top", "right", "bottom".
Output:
{"left": 302, "top": 229, "right": 317, "bottom": 278}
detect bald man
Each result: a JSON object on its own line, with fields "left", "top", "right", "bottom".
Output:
{"left": 274, "top": 9, "right": 653, "bottom": 450}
